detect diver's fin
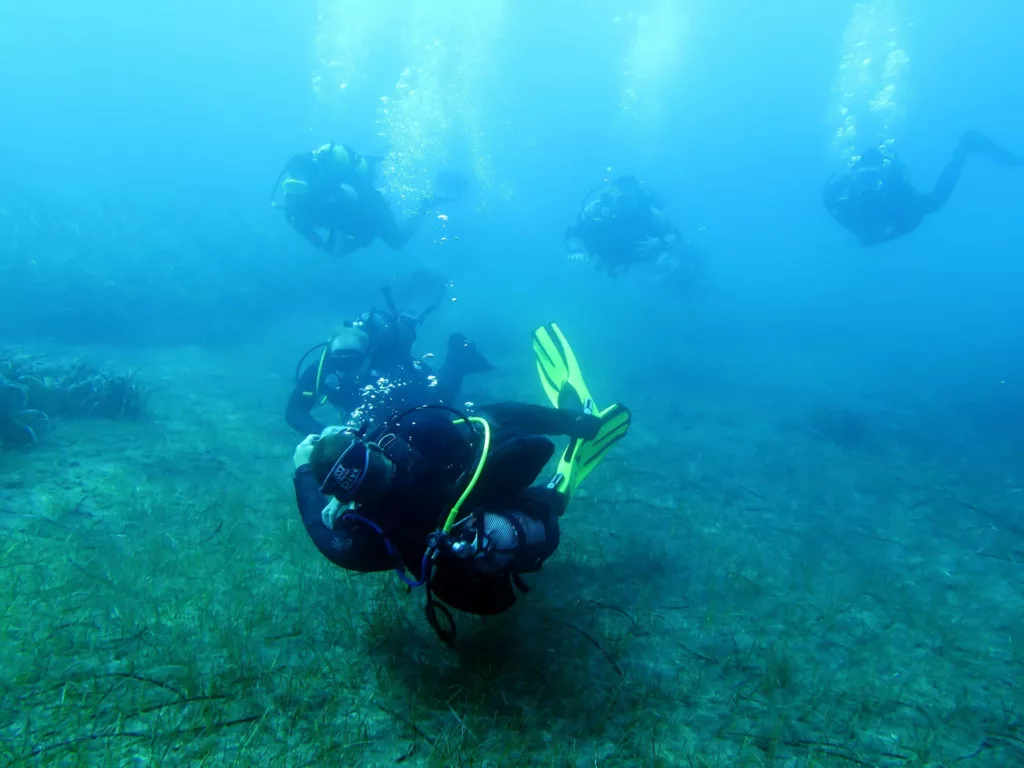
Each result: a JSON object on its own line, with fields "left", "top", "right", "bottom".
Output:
{"left": 398, "top": 267, "right": 450, "bottom": 324}
{"left": 532, "top": 322, "right": 630, "bottom": 498}
{"left": 959, "top": 131, "right": 1024, "bottom": 167}
{"left": 532, "top": 322, "right": 594, "bottom": 410}
{"left": 547, "top": 402, "right": 632, "bottom": 499}
{"left": 446, "top": 333, "right": 495, "bottom": 375}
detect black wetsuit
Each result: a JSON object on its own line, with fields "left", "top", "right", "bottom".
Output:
{"left": 293, "top": 403, "right": 599, "bottom": 618}
{"left": 280, "top": 145, "right": 422, "bottom": 255}
{"left": 566, "top": 176, "right": 679, "bottom": 274}
{"left": 286, "top": 357, "right": 444, "bottom": 436}
{"left": 286, "top": 329, "right": 490, "bottom": 436}
{"left": 824, "top": 131, "right": 1024, "bottom": 246}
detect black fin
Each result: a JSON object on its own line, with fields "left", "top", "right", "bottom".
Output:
{"left": 399, "top": 267, "right": 450, "bottom": 323}
{"left": 960, "top": 131, "right": 1024, "bottom": 166}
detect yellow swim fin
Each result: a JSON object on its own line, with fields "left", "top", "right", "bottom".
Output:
{"left": 532, "top": 322, "right": 631, "bottom": 499}
{"left": 532, "top": 322, "right": 594, "bottom": 410}
{"left": 548, "top": 402, "right": 631, "bottom": 498}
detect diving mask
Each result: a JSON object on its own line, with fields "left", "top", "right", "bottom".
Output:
{"left": 318, "top": 426, "right": 396, "bottom": 507}
{"left": 282, "top": 178, "right": 310, "bottom": 199}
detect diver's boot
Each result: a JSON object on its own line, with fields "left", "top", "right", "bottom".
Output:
{"left": 435, "top": 333, "right": 495, "bottom": 405}
{"left": 445, "top": 333, "right": 495, "bottom": 376}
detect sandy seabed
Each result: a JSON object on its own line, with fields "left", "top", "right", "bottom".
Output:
{"left": 1, "top": 340, "right": 1021, "bottom": 767}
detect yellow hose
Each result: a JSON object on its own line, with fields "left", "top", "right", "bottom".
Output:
{"left": 442, "top": 416, "right": 491, "bottom": 533}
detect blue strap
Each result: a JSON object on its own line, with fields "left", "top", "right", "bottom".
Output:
{"left": 341, "top": 513, "right": 428, "bottom": 588}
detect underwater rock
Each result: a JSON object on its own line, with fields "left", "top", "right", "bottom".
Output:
{"left": 0, "top": 377, "right": 50, "bottom": 447}
{"left": 0, "top": 351, "right": 145, "bottom": 448}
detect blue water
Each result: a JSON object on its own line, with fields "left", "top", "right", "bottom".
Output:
{"left": 1, "top": 2, "right": 1020, "bottom": 378}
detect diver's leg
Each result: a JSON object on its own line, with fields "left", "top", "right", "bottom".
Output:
{"left": 376, "top": 197, "right": 425, "bottom": 250}
{"left": 481, "top": 401, "right": 602, "bottom": 439}
{"left": 921, "top": 142, "right": 971, "bottom": 214}
{"left": 923, "top": 131, "right": 1024, "bottom": 215}
{"left": 399, "top": 267, "right": 449, "bottom": 320}
{"left": 434, "top": 333, "right": 494, "bottom": 404}
{"left": 285, "top": 384, "right": 326, "bottom": 436}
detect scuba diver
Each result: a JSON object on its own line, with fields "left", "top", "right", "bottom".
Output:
{"left": 285, "top": 268, "right": 493, "bottom": 436}
{"left": 291, "top": 322, "right": 631, "bottom": 645}
{"left": 564, "top": 175, "right": 682, "bottom": 276}
{"left": 271, "top": 142, "right": 468, "bottom": 256}
{"left": 824, "top": 130, "right": 1024, "bottom": 247}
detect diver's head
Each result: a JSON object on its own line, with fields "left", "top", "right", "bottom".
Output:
{"left": 611, "top": 175, "right": 654, "bottom": 216}
{"left": 329, "top": 327, "right": 369, "bottom": 355}
{"left": 310, "top": 426, "right": 396, "bottom": 507}
{"left": 326, "top": 327, "right": 371, "bottom": 374}
{"left": 613, "top": 175, "right": 642, "bottom": 193}
{"left": 309, "top": 407, "right": 477, "bottom": 508}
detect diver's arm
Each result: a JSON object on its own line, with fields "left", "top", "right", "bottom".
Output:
{"left": 920, "top": 141, "right": 974, "bottom": 216}
{"left": 564, "top": 219, "right": 581, "bottom": 242}
{"left": 293, "top": 466, "right": 392, "bottom": 572}
{"left": 480, "top": 401, "right": 601, "bottom": 439}
{"left": 294, "top": 464, "right": 328, "bottom": 529}
{"left": 286, "top": 365, "right": 327, "bottom": 436}
{"left": 565, "top": 236, "right": 590, "bottom": 260}
{"left": 564, "top": 220, "right": 592, "bottom": 261}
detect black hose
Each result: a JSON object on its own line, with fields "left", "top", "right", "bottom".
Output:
{"left": 294, "top": 342, "right": 327, "bottom": 382}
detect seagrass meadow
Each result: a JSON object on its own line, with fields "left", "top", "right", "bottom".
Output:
{"left": 1, "top": 339, "right": 1021, "bottom": 768}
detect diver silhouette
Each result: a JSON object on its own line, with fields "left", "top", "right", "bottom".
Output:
{"left": 824, "top": 131, "right": 1024, "bottom": 247}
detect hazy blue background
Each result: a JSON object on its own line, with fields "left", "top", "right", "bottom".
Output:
{"left": 1, "top": 0, "right": 1021, "bottom": 444}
